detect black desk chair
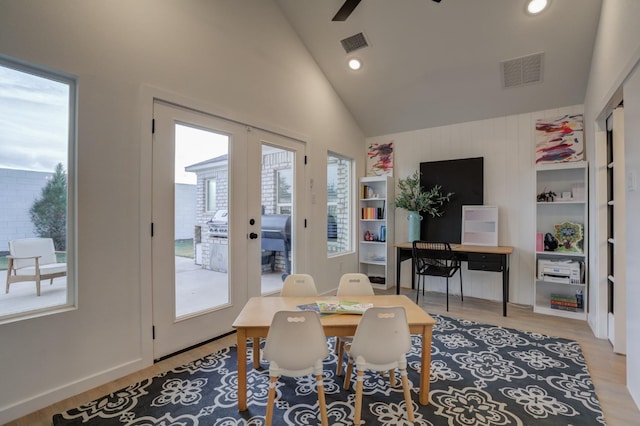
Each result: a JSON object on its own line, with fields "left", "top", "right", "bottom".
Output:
{"left": 412, "top": 241, "right": 462, "bottom": 311}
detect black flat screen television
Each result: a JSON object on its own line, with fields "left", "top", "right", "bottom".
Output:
{"left": 419, "top": 157, "right": 484, "bottom": 243}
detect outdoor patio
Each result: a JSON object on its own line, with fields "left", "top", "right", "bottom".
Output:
{"left": 0, "top": 256, "right": 284, "bottom": 319}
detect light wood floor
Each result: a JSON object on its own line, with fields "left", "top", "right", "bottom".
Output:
{"left": 8, "top": 290, "right": 639, "bottom": 426}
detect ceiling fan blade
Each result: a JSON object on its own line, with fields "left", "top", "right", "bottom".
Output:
{"left": 332, "top": 0, "right": 362, "bottom": 21}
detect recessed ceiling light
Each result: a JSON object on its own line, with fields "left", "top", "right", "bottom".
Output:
{"left": 348, "top": 58, "right": 362, "bottom": 70}
{"left": 526, "top": 0, "right": 549, "bottom": 15}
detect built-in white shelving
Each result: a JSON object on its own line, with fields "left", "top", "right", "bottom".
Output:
{"left": 534, "top": 161, "right": 588, "bottom": 320}
{"left": 358, "top": 176, "right": 394, "bottom": 290}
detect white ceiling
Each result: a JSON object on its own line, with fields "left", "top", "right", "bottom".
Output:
{"left": 275, "top": 0, "right": 602, "bottom": 137}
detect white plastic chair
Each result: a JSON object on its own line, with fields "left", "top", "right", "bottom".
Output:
{"left": 251, "top": 274, "right": 318, "bottom": 376}
{"left": 336, "top": 273, "right": 374, "bottom": 297}
{"left": 262, "top": 310, "right": 330, "bottom": 426}
{"left": 335, "top": 273, "right": 374, "bottom": 376}
{"left": 343, "top": 306, "right": 415, "bottom": 425}
{"left": 280, "top": 273, "right": 318, "bottom": 296}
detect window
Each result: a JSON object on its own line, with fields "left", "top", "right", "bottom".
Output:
{"left": 276, "top": 169, "right": 292, "bottom": 214}
{"left": 327, "top": 153, "right": 353, "bottom": 255}
{"left": 206, "top": 179, "right": 217, "bottom": 212}
{"left": 0, "top": 57, "right": 76, "bottom": 323}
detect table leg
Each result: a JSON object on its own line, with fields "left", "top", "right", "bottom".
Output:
{"left": 419, "top": 325, "right": 433, "bottom": 405}
{"left": 237, "top": 330, "right": 248, "bottom": 411}
{"left": 396, "top": 247, "right": 402, "bottom": 295}
{"left": 502, "top": 254, "right": 509, "bottom": 317}
{"left": 253, "top": 337, "right": 260, "bottom": 368}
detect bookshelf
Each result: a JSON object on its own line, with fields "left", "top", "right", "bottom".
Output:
{"left": 359, "top": 176, "right": 394, "bottom": 289}
{"left": 534, "top": 161, "right": 588, "bottom": 320}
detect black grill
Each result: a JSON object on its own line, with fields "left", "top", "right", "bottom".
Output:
{"left": 261, "top": 214, "right": 291, "bottom": 275}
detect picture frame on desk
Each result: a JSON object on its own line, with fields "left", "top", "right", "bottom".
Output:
{"left": 461, "top": 205, "right": 498, "bottom": 246}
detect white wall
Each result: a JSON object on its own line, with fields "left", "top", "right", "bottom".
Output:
{"left": 624, "top": 62, "right": 640, "bottom": 410}
{"left": 0, "top": 1, "right": 364, "bottom": 422}
{"left": 0, "top": 168, "right": 52, "bottom": 249}
{"left": 582, "top": 0, "right": 640, "bottom": 407}
{"left": 367, "top": 105, "right": 583, "bottom": 306}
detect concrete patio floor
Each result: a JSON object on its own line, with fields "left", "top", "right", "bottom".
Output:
{"left": 0, "top": 256, "right": 284, "bottom": 319}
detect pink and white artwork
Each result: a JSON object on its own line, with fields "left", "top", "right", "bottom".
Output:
{"left": 366, "top": 141, "right": 393, "bottom": 176}
{"left": 535, "top": 114, "right": 584, "bottom": 164}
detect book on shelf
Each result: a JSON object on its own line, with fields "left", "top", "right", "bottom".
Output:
{"left": 361, "top": 207, "right": 385, "bottom": 219}
{"left": 550, "top": 304, "right": 578, "bottom": 312}
{"left": 361, "top": 185, "right": 370, "bottom": 199}
{"left": 549, "top": 294, "right": 579, "bottom": 311}
{"left": 315, "top": 300, "right": 373, "bottom": 314}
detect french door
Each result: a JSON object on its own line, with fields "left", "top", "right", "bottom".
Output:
{"left": 151, "top": 101, "right": 305, "bottom": 359}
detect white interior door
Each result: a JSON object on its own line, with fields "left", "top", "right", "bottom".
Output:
{"left": 152, "top": 101, "right": 253, "bottom": 359}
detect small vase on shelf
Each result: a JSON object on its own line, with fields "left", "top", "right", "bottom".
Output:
{"left": 408, "top": 211, "right": 422, "bottom": 242}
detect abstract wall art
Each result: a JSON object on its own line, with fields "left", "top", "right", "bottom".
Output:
{"left": 535, "top": 114, "right": 584, "bottom": 164}
{"left": 366, "top": 141, "right": 393, "bottom": 176}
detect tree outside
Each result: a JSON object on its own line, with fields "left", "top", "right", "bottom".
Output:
{"left": 29, "top": 163, "right": 67, "bottom": 250}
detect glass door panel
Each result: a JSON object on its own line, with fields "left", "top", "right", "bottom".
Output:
{"left": 174, "top": 123, "right": 229, "bottom": 318}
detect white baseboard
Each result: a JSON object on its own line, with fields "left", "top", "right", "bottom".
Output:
{"left": 0, "top": 357, "right": 148, "bottom": 424}
{"left": 608, "top": 312, "right": 615, "bottom": 346}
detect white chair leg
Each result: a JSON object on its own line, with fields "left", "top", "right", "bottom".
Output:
{"left": 266, "top": 376, "right": 278, "bottom": 426}
{"left": 343, "top": 358, "right": 353, "bottom": 389}
{"left": 336, "top": 339, "right": 345, "bottom": 375}
{"left": 400, "top": 368, "right": 415, "bottom": 422}
{"left": 316, "top": 374, "right": 329, "bottom": 426}
{"left": 354, "top": 370, "right": 365, "bottom": 425}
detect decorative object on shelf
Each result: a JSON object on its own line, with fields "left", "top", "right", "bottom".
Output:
{"left": 553, "top": 221, "right": 583, "bottom": 252}
{"left": 394, "top": 170, "right": 453, "bottom": 242}
{"left": 576, "top": 289, "right": 584, "bottom": 309}
{"left": 535, "top": 114, "right": 584, "bottom": 164}
{"left": 536, "top": 232, "right": 543, "bottom": 252}
{"left": 537, "top": 188, "right": 557, "bottom": 202}
{"left": 364, "top": 230, "right": 374, "bottom": 241}
{"left": 379, "top": 225, "right": 386, "bottom": 242}
{"left": 407, "top": 211, "right": 422, "bottom": 242}
{"left": 560, "top": 191, "right": 572, "bottom": 200}
{"left": 366, "top": 141, "right": 393, "bottom": 176}
{"left": 461, "top": 205, "right": 498, "bottom": 246}
{"left": 543, "top": 233, "right": 558, "bottom": 251}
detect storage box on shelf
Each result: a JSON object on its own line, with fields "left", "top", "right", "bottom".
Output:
{"left": 534, "top": 161, "right": 588, "bottom": 320}
{"left": 359, "top": 176, "right": 394, "bottom": 289}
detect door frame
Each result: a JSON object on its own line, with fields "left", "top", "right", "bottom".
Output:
{"left": 139, "top": 86, "right": 309, "bottom": 364}
{"left": 152, "top": 100, "right": 251, "bottom": 359}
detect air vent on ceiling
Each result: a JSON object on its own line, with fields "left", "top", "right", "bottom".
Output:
{"left": 340, "top": 32, "right": 369, "bottom": 54}
{"left": 500, "top": 52, "right": 544, "bottom": 88}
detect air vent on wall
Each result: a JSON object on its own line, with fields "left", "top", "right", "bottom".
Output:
{"left": 340, "top": 32, "right": 369, "bottom": 54}
{"left": 500, "top": 52, "right": 544, "bottom": 88}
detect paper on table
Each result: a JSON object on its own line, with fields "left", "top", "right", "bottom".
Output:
{"left": 315, "top": 300, "right": 373, "bottom": 314}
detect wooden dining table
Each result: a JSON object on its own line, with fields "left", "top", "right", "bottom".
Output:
{"left": 232, "top": 294, "right": 437, "bottom": 411}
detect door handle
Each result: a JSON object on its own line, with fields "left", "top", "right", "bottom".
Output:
{"left": 249, "top": 232, "right": 259, "bottom": 239}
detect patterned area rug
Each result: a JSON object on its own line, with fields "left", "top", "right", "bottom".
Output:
{"left": 53, "top": 314, "right": 605, "bottom": 425}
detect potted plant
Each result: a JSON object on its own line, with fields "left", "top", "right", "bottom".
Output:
{"left": 394, "top": 171, "right": 453, "bottom": 241}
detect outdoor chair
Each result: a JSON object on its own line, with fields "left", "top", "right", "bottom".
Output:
{"left": 262, "top": 310, "right": 329, "bottom": 426}
{"left": 6, "top": 238, "right": 66, "bottom": 296}
{"left": 412, "top": 241, "right": 462, "bottom": 310}
{"left": 342, "top": 306, "right": 415, "bottom": 425}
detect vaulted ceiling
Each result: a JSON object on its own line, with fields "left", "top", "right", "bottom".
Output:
{"left": 275, "top": 0, "right": 602, "bottom": 137}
